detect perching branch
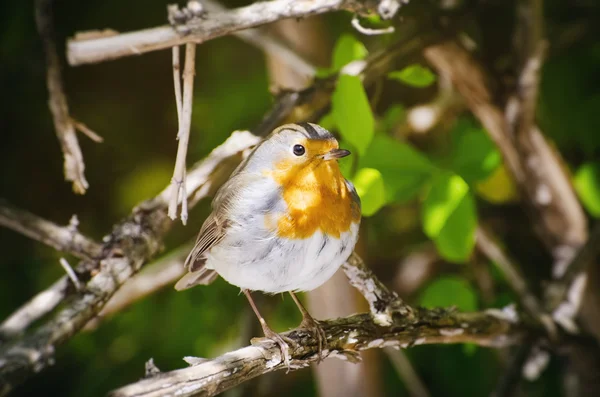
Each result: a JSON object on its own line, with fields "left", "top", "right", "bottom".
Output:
{"left": 67, "top": 0, "right": 401, "bottom": 66}
{"left": 35, "top": 0, "right": 91, "bottom": 193}
{"left": 108, "top": 250, "right": 530, "bottom": 397}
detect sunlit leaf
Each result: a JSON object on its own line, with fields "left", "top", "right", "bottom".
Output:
{"left": 419, "top": 276, "right": 478, "bottom": 312}
{"left": 574, "top": 162, "right": 600, "bottom": 217}
{"left": 352, "top": 168, "right": 386, "bottom": 216}
{"left": 360, "top": 133, "right": 436, "bottom": 202}
{"left": 332, "top": 34, "right": 368, "bottom": 71}
{"left": 332, "top": 74, "right": 374, "bottom": 156}
{"left": 422, "top": 172, "right": 477, "bottom": 262}
{"left": 388, "top": 64, "right": 437, "bottom": 88}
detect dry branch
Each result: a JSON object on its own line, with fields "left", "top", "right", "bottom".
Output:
{"left": 168, "top": 43, "right": 197, "bottom": 224}
{"left": 67, "top": 0, "right": 400, "bottom": 66}
{"left": 0, "top": 202, "right": 101, "bottom": 261}
{"left": 110, "top": 308, "right": 528, "bottom": 397}
{"left": 35, "top": 0, "right": 90, "bottom": 193}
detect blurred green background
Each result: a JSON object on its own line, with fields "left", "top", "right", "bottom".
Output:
{"left": 1, "top": 0, "right": 599, "bottom": 396}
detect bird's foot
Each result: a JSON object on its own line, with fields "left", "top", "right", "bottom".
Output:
{"left": 260, "top": 324, "right": 294, "bottom": 371}
{"left": 299, "top": 315, "right": 327, "bottom": 363}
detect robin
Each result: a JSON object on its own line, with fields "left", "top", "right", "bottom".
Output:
{"left": 175, "top": 122, "right": 361, "bottom": 366}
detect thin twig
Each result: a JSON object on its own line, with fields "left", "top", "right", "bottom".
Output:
{"left": 70, "top": 117, "right": 104, "bottom": 143}
{"left": 168, "top": 43, "right": 197, "bottom": 224}
{"left": 172, "top": 45, "right": 183, "bottom": 130}
{"left": 66, "top": 0, "right": 400, "bottom": 66}
{"left": 58, "top": 258, "right": 82, "bottom": 291}
{"left": 110, "top": 307, "right": 527, "bottom": 397}
{"left": 201, "top": 0, "right": 316, "bottom": 77}
{"left": 0, "top": 201, "right": 102, "bottom": 260}
{"left": 35, "top": 0, "right": 88, "bottom": 193}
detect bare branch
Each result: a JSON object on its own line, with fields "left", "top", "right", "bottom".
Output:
{"left": 70, "top": 117, "right": 104, "bottom": 143}
{"left": 35, "top": 0, "right": 89, "bottom": 193}
{"left": 171, "top": 45, "right": 183, "bottom": 127}
{"left": 110, "top": 307, "right": 527, "bottom": 397}
{"left": 168, "top": 42, "right": 197, "bottom": 224}
{"left": 0, "top": 201, "right": 102, "bottom": 261}
{"left": 66, "top": 0, "right": 398, "bottom": 66}
{"left": 201, "top": 0, "right": 317, "bottom": 77}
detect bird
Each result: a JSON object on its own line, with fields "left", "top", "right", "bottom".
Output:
{"left": 175, "top": 122, "right": 361, "bottom": 366}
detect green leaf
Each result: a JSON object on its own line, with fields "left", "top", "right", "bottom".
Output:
{"left": 332, "top": 34, "right": 368, "bottom": 71}
{"left": 422, "top": 172, "right": 477, "bottom": 262}
{"left": 388, "top": 64, "right": 437, "bottom": 88}
{"left": 331, "top": 74, "right": 374, "bottom": 156}
{"left": 574, "top": 162, "right": 600, "bottom": 217}
{"left": 450, "top": 118, "right": 501, "bottom": 184}
{"left": 360, "top": 133, "right": 436, "bottom": 203}
{"left": 352, "top": 168, "right": 386, "bottom": 216}
{"left": 419, "top": 276, "right": 478, "bottom": 311}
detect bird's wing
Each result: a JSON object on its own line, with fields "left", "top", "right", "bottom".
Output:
{"left": 175, "top": 169, "right": 263, "bottom": 291}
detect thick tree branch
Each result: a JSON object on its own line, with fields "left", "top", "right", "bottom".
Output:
{"left": 35, "top": 0, "right": 91, "bottom": 193}
{"left": 0, "top": 202, "right": 102, "bottom": 261}
{"left": 67, "top": 0, "right": 400, "bottom": 66}
{"left": 110, "top": 307, "right": 528, "bottom": 397}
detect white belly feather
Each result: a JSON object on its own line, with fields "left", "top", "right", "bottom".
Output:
{"left": 207, "top": 221, "right": 359, "bottom": 294}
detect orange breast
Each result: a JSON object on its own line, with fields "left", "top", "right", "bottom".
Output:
{"left": 265, "top": 154, "right": 360, "bottom": 239}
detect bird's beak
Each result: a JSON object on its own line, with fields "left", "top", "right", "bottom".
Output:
{"left": 322, "top": 148, "right": 351, "bottom": 161}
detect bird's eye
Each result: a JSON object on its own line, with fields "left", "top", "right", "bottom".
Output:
{"left": 292, "top": 144, "right": 306, "bottom": 156}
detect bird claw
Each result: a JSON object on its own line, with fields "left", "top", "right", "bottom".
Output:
{"left": 261, "top": 326, "right": 293, "bottom": 370}
{"left": 299, "top": 316, "right": 327, "bottom": 363}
